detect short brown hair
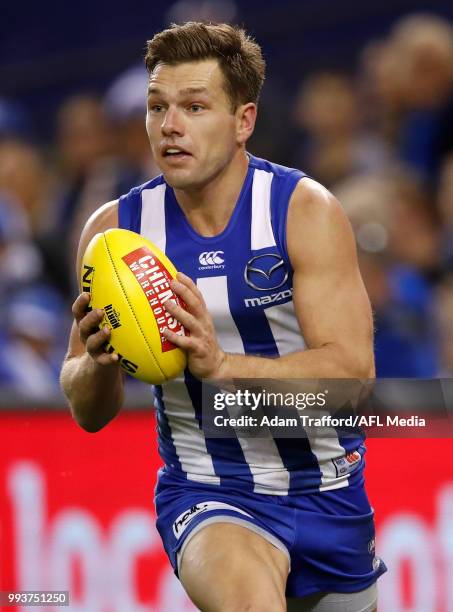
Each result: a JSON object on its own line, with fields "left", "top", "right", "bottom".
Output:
{"left": 145, "top": 22, "right": 266, "bottom": 109}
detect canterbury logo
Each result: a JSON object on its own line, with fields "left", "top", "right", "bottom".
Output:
{"left": 199, "top": 251, "right": 225, "bottom": 266}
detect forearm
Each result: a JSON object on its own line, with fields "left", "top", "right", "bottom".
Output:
{"left": 218, "top": 344, "right": 375, "bottom": 380}
{"left": 61, "top": 352, "right": 124, "bottom": 432}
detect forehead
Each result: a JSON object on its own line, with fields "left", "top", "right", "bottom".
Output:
{"left": 148, "top": 59, "right": 226, "bottom": 97}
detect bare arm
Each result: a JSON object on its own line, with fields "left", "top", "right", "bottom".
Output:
{"left": 163, "top": 178, "right": 374, "bottom": 380}
{"left": 60, "top": 200, "right": 125, "bottom": 432}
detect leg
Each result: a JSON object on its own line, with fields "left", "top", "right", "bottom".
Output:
{"left": 286, "top": 582, "right": 378, "bottom": 612}
{"left": 179, "top": 522, "right": 289, "bottom": 612}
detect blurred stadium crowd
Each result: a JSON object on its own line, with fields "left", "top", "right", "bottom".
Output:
{"left": 0, "top": 12, "right": 453, "bottom": 398}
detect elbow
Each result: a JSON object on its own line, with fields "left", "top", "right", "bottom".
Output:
{"left": 69, "top": 403, "right": 112, "bottom": 433}
{"left": 346, "top": 352, "right": 375, "bottom": 380}
{"left": 75, "top": 417, "right": 107, "bottom": 433}
{"left": 333, "top": 343, "right": 374, "bottom": 379}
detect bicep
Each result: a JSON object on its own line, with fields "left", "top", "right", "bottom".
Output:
{"left": 288, "top": 180, "right": 373, "bottom": 362}
{"left": 293, "top": 249, "right": 373, "bottom": 353}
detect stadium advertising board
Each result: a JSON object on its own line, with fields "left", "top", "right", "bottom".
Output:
{"left": 0, "top": 411, "right": 452, "bottom": 611}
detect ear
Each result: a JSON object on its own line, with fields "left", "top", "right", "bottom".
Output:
{"left": 235, "top": 103, "right": 257, "bottom": 145}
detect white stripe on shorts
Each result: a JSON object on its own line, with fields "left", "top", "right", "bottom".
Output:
{"left": 177, "top": 515, "right": 290, "bottom": 577}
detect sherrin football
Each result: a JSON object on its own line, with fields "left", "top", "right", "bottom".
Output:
{"left": 81, "top": 228, "right": 187, "bottom": 384}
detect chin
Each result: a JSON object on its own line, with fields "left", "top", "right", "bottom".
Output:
{"left": 163, "top": 173, "right": 191, "bottom": 189}
{"left": 163, "top": 170, "right": 203, "bottom": 191}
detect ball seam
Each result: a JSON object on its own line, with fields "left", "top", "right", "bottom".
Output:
{"left": 104, "top": 232, "right": 167, "bottom": 381}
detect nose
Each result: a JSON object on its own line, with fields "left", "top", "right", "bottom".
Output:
{"left": 161, "top": 106, "right": 184, "bottom": 137}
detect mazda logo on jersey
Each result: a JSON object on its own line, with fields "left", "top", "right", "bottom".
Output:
{"left": 244, "top": 254, "right": 289, "bottom": 291}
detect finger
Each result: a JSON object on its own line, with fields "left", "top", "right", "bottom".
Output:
{"left": 163, "top": 299, "right": 199, "bottom": 331}
{"left": 89, "top": 326, "right": 120, "bottom": 365}
{"left": 72, "top": 293, "right": 92, "bottom": 323}
{"left": 162, "top": 326, "right": 193, "bottom": 350}
{"left": 95, "top": 351, "right": 120, "bottom": 366}
{"left": 170, "top": 279, "right": 204, "bottom": 316}
{"left": 85, "top": 325, "right": 112, "bottom": 357}
{"left": 79, "top": 310, "right": 105, "bottom": 344}
{"left": 176, "top": 272, "right": 206, "bottom": 304}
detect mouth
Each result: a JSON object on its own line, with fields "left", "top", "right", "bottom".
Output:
{"left": 161, "top": 146, "right": 192, "bottom": 160}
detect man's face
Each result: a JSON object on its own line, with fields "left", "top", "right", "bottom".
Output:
{"left": 146, "top": 59, "right": 242, "bottom": 190}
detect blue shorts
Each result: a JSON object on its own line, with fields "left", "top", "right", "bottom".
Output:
{"left": 155, "top": 469, "right": 387, "bottom": 599}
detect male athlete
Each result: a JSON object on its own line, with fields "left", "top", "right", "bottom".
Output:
{"left": 61, "top": 22, "right": 386, "bottom": 611}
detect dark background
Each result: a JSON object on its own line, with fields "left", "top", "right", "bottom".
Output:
{"left": 3, "top": 0, "right": 453, "bottom": 139}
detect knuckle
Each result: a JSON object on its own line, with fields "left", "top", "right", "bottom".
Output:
{"left": 96, "top": 354, "right": 110, "bottom": 366}
{"left": 85, "top": 337, "right": 96, "bottom": 353}
{"left": 78, "top": 324, "right": 88, "bottom": 343}
{"left": 78, "top": 319, "right": 91, "bottom": 337}
{"left": 86, "top": 330, "right": 103, "bottom": 351}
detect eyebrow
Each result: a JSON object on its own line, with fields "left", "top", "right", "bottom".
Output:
{"left": 147, "top": 86, "right": 210, "bottom": 97}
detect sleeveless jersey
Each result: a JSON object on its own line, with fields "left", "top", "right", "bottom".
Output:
{"left": 119, "top": 154, "right": 365, "bottom": 496}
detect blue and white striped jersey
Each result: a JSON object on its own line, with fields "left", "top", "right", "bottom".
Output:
{"left": 119, "top": 154, "right": 365, "bottom": 496}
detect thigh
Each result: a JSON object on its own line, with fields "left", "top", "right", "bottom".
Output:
{"left": 179, "top": 522, "right": 289, "bottom": 612}
{"left": 286, "top": 480, "right": 386, "bottom": 598}
{"left": 286, "top": 582, "right": 378, "bottom": 612}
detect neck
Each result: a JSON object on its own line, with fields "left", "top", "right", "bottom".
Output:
{"left": 173, "top": 149, "right": 249, "bottom": 237}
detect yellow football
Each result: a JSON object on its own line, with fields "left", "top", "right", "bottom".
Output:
{"left": 80, "top": 228, "right": 187, "bottom": 384}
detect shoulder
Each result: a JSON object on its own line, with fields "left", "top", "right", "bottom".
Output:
{"left": 289, "top": 177, "right": 343, "bottom": 224}
{"left": 76, "top": 200, "right": 119, "bottom": 279}
{"left": 80, "top": 199, "right": 118, "bottom": 243}
{"left": 287, "top": 178, "right": 356, "bottom": 269}
{"left": 249, "top": 154, "right": 305, "bottom": 181}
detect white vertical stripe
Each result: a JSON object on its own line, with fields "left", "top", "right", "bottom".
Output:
{"left": 265, "top": 301, "right": 347, "bottom": 491}
{"left": 302, "top": 412, "right": 349, "bottom": 492}
{"left": 163, "top": 376, "right": 220, "bottom": 484}
{"left": 140, "top": 184, "right": 167, "bottom": 251}
{"left": 264, "top": 300, "right": 306, "bottom": 357}
{"left": 251, "top": 170, "right": 276, "bottom": 250}
{"left": 235, "top": 437, "right": 291, "bottom": 495}
{"left": 197, "top": 275, "right": 290, "bottom": 495}
{"left": 197, "top": 276, "right": 244, "bottom": 353}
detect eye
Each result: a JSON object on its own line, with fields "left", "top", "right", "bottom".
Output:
{"left": 149, "top": 104, "right": 164, "bottom": 113}
{"left": 189, "top": 104, "right": 204, "bottom": 113}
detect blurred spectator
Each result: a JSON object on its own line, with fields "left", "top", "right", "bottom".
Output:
{"left": 393, "top": 15, "right": 453, "bottom": 181}
{"left": 50, "top": 94, "right": 124, "bottom": 288}
{"left": 362, "top": 14, "right": 453, "bottom": 182}
{"left": 71, "top": 67, "right": 161, "bottom": 269}
{"left": 291, "top": 72, "right": 391, "bottom": 186}
{"left": 0, "top": 194, "right": 44, "bottom": 321}
{"left": 51, "top": 82, "right": 159, "bottom": 286}
{"left": 0, "top": 139, "right": 52, "bottom": 234}
{"left": 0, "top": 286, "right": 67, "bottom": 399}
{"left": 335, "top": 172, "right": 440, "bottom": 377}
{"left": 438, "top": 153, "right": 453, "bottom": 271}
{"left": 435, "top": 275, "right": 453, "bottom": 375}
{"left": 386, "top": 170, "right": 441, "bottom": 279}
{"left": 104, "top": 65, "right": 156, "bottom": 185}
{"left": 358, "top": 40, "right": 404, "bottom": 145}
{"left": 52, "top": 94, "right": 114, "bottom": 230}
{"left": 0, "top": 138, "right": 71, "bottom": 296}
